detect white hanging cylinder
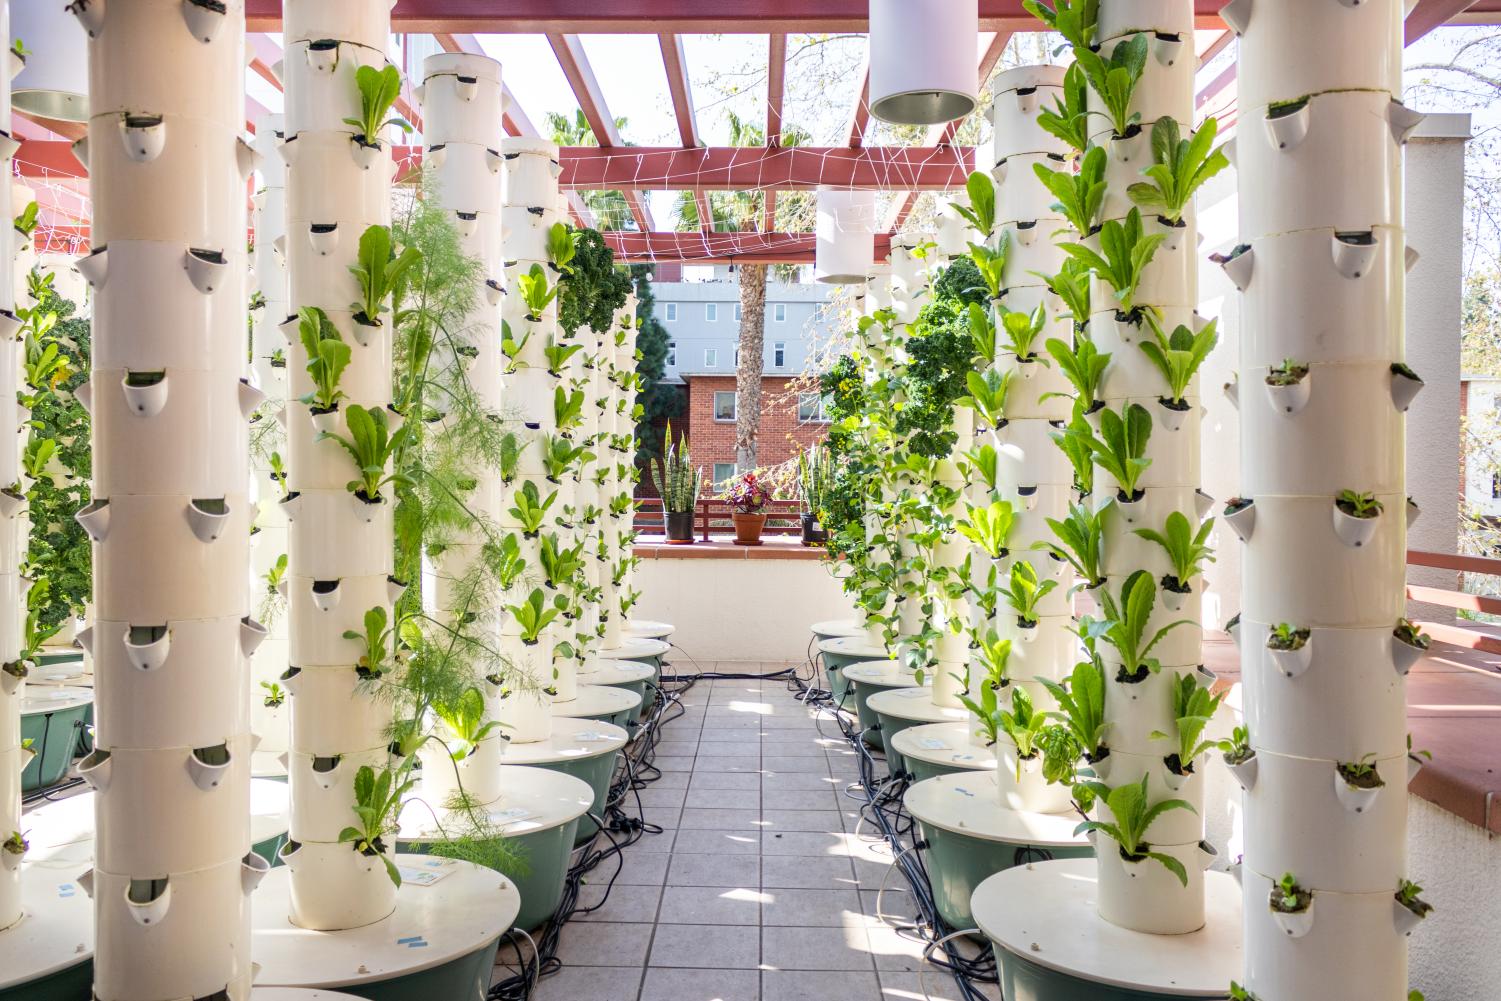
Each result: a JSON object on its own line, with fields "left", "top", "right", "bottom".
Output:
{"left": 867, "top": 0, "right": 979, "bottom": 126}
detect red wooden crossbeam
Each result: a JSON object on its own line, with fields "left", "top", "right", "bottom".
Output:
{"left": 603, "top": 230, "right": 892, "bottom": 264}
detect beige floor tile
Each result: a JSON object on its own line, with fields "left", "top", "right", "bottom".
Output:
{"left": 641, "top": 968, "right": 760, "bottom": 1001}
{"left": 556, "top": 921, "right": 655, "bottom": 967}
{"left": 762, "top": 971, "right": 880, "bottom": 1001}
{"left": 574, "top": 882, "right": 664, "bottom": 924}
{"left": 760, "top": 887, "right": 866, "bottom": 928}
{"left": 658, "top": 884, "right": 762, "bottom": 925}
{"left": 761, "top": 925, "right": 875, "bottom": 972}
{"left": 671, "top": 828, "right": 763, "bottom": 855}
{"left": 648, "top": 923, "right": 761, "bottom": 969}
{"left": 530, "top": 964, "right": 642, "bottom": 1001}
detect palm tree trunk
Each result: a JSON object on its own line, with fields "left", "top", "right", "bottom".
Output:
{"left": 734, "top": 263, "right": 768, "bottom": 471}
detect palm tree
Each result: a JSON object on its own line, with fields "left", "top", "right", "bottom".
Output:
{"left": 676, "top": 111, "right": 810, "bottom": 472}
{"left": 546, "top": 108, "right": 633, "bottom": 231}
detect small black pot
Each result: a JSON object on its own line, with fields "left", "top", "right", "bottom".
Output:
{"left": 800, "top": 512, "right": 828, "bottom": 546}
{"left": 665, "top": 511, "right": 695, "bottom": 544}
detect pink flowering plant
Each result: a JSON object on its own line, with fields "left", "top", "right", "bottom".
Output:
{"left": 723, "top": 470, "right": 773, "bottom": 514}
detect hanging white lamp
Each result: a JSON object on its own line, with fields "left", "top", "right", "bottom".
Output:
{"left": 10, "top": 1, "right": 88, "bottom": 123}
{"left": 815, "top": 188, "right": 876, "bottom": 285}
{"left": 868, "top": 0, "right": 979, "bottom": 126}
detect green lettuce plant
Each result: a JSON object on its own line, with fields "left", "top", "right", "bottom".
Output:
{"left": 349, "top": 224, "right": 421, "bottom": 327}
{"left": 951, "top": 170, "right": 997, "bottom": 238}
{"left": 999, "top": 302, "right": 1048, "bottom": 362}
{"left": 1139, "top": 315, "right": 1218, "bottom": 407}
{"left": 968, "top": 233, "right": 1010, "bottom": 301}
{"left": 1034, "top": 145, "right": 1106, "bottom": 237}
{"left": 433, "top": 687, "right": 504, "bottom": 760}
{"left": 1051, "top": 412, "right": 1097, "bottom": 497}
{"left": 338, "top": 762, "right": 415, "bottom": 886}
{"left": 1127, "top": 117, "right": 1230, "bottom": 224}
{"left": 319, "top": 404, "right": 412, "bottom": 503}
{"left": 998, "top": 687, "right": 1053, "bottom": 773}
{"left": 1043, "top": 335, "right": 1111, "bottom": 414}
{"left": 1150, "top": 673, "right": 1227, "bottom": 775}
{"left": 1060, "top": 208, "right": 1166, "bottom": 316}
{"left": 1075, "top": 32, "right": 1149, "bottom": 139}
{"left": 1034, "top": 257, "right": 1093, "bottom": 331}
{"left": 1040, "top": 657, "right": 1109, "bottom": 764}
{"left": 1079, "top": 403, "right": 1153, "bottom": 501}
{"left": 1037, "top": 62, "right": 1091, "bottom": 152}
{"left": 343, "top": 64, "right": 410, "bottom": 149}
{"left": 957, "top": 500, "right": 1016, "bottom": 559}
{"left": 1088, "top": 570, "right": 1193, "bottom": 682}
{"left": 1000, "top": 560, "right": 1058, "bottom": 628}
{"left": 343, "top": 605, "right": 396, "bottom": 679}
{"left": 955, "top": 368, "right": 1013, "bottom": 429}
{"left": 517, "top": 263, "right": 559, "bottom": 320}
{"left": 298, "top": 306, "right": 351, "bottom": 413}
{"left": 1075, "top": 775, "right": 1196, "bottom": 885}
{"left": 547, "top": 222, "right": 578, "bottom": 273}
{"left": 1036, "top": 501, "right": 1107, "bottom": 589}
{"left": 1132, "top": 511, "right": 1214, "bottom": 593}
{"left": 506, "top": 587, "right": 561, "bottom": 645}
{"left": 508, "top": 480, "right": 555, "bottom": 538}
{"left": 1022, "top": 0, "right": 1098, "bottom": 53}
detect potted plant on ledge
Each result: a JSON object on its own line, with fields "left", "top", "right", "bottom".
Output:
{"left": 724, "top": 470, "right": 773, "bottom": 546}
{"left": 797, "top": 445, "right": 835, "bottom": 547}
{"left": 649, "top": 424, "right": 700, "bottom": 545}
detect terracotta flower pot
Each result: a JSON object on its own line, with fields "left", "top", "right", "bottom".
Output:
{"left": 732, "top": 512, "right": 767, "bottom": 546}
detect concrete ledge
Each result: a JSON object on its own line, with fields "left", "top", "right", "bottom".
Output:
{"left": 634, "top": 535, "right": 828, "bottom": 561}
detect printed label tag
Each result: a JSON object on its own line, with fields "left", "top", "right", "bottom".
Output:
{"left": 575, "top": 731, "right": 612, "bottom": 743}
{"left": 918, "top": 738, "right": 949, "bottom": 750}
{"left": 397, "top": 860, "right": 455, "bottom": 887}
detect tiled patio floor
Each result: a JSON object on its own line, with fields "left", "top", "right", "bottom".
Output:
{"left": 522, "top": 664, "right": 997, "bottom": 1001}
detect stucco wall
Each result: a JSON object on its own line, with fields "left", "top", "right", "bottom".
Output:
{"left": 633, "top": 556, "right": 856, "bottom": 664}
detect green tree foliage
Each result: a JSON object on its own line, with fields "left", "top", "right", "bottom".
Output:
{"left": 23, "top": 278, "right": 91, "bottom": 628}
{"left": 630, "top": 264, "right": 681, "bottom": 462}
{"left": 894, "top": 266, "right": 980, "bottom": 457}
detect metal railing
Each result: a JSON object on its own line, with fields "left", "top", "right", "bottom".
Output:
{"left": 634, "top": 496, "right": 805, "bottom": 541}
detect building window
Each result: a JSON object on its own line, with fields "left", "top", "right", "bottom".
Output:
{"left": 773, "top": 303, "right": 787, "bottom": 323}
{"left": 798, "top": 392, "right": 830, "bottom": 423}
{"left": 704, "top": 348, "right": 717, "bottom": 368}
{"left": 1493, "top": 472, "right": 1501, "bottom": 500}
{"left": 733, "top": 303, "right": 742, "bottom": 322}
{"left": 773, "top": 342, "right": 786, "bottom": 368}
{"left": 666, "top": 340, "right": 676, "bottom": 366}
{"left": 713, "top": 391, "right": 736, "bottom": 422}
{"left": 712, "top": 462, "right": 737, "bottom": 488}
{"left": 706, "top": 303, "right": 718, "bottom": 322}
{"left": 733, "top": 346, "right": 740, "bottom": 368}
{"left": 665, "top": 302, "right": 677, "bottom": 322}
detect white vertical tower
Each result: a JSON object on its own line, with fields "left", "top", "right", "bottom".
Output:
{"left": 279, "top": 0, "right": 401, "bottom": 930}
{"left": 418, "top": 51, "right": 507, "bottom": 808}
{"left": 1059, "top": 0, "right": 1216, "bottom": 935}
{"left": 497, "top": 137, "right": 563, "bottom": 742}
{"left": 0, "top": 0, "right": 21, "bottom": 934}
{"left": 72, "top": 1, "right": 261, "bottom": 996}
{"left": 250, "top": 112, "right": 290, "bottom": 763}
{"left": 1225, "top": 1, "right": 1425, "bottom": 996}
{"left": 982, "top": 64, "right": 1078, "bottom": 811}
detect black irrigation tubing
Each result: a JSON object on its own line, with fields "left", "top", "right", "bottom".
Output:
{"left": 488, "top": 658, "right": 689, "bottom": 1001}
{"left": 824, "top": 687, "right": 999, "bottom": 1001}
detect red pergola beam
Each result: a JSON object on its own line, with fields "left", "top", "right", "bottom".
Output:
{"left": 561, "top": 145, "right": 973, "bottom": 191}
{"left": 15, "top": 141, "right": 972, "bottom": 191}
{"left": 764, "top": 33, "right": 787, "bottom": 231}
{"left": 605, "top": 230, "right": 893, "bottom": 264}
{"left": 1406, "top": 0, "right": 1482, "bottom": 41}
{"left": 547, "top": 32, "right": 655, "bottom": 231}
{"left": 659, "top": 34, "right": 700, "bottom": 149}
{"left": 249, "top": 0, "right": 1366, "bottom": 33}
{"left": 846, "top": 54, "right": 872, "bottom": 149}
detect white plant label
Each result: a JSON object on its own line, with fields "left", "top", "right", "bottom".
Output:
{"left": 918, "top": 738, "right": 950, "bottom": 750}
{"left": 900, "top": 688, "right": 931, "bottom": 699}
{"left": 574, "top": 731, "right": 612, "bottom": 742}
{"left": 396, "top": 860, "right": 456, "bottom": 887}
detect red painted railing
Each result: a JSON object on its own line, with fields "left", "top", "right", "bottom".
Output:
{"left": 634, "top": 497, "right": 804, "bottom": 541}
{"left": 1406, "top": 550, "right": 1501, "bottom": 655}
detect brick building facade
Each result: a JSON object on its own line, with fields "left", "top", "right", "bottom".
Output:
{"left": 679, "top": 374, "right": 830, "bottom": 487}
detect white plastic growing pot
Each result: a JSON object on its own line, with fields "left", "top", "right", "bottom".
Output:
{"left": 90, "top": 735, "right": 253, "bottom": 875}
{"left": 186, "top": 497, "right": 233, "bottom": 543}
{"left": 92, "top": 238, "right": 255, "bottom": 367}
{"left": 1227, "top": 752, "right": 1259, "bottom": 791}
{"left": 287, "top": 572, "right": 392, "bottom": 669}
{"left": 993, "top": 745, "right": 1072, "bottom": 814}
{"left": 1092, "top": 747, "right": 1205, "bottom": 846}
{"left": 1093, "top": 834, "right": 1209, "bottom": 935}
{"left": 183, "top": 247, "right": 229, "bottom": 294}
{"left": 1241, "top": 869, "right": 1407, "bottom": 1001}
{"left": 1241, "top": 748, "right": 1404, "bottom": 894}
{"left": 994, "top": 418, "right": 1075, "bottom": 488}
{"left": 87, "top": 115, "right": 243, "bottom": 247}
{"left": 1391, "top": 630, "right": 1426, "bottom": 676}
{"left": 1240, "top": 621, "right": 1406, "bottom": 761}
{"left": 1391, "top": 367, "right": 1424, "bottom": 412}
{"left": 1091, "top": 36, "right": 1194, "bottom": 130}
{"left": 502, "top": 138, "right": 564, "bottom": 207}
{"left": 428, "top": 144, "right": 505, "bottom": 212}
{"left": 282, "top": 131, "right": 394, "bottom": 224}
{"left": 90, "top": 493, "right": 250, "bottom": 623}
{"left": 286, "top": 666, "right": 396, "bottom": 758}
{"left": 1332, "top": 765, "right": 1386, "bottom": 814}
{"left": 1099, "top": 486, "right": 1202, "bottom": 578}
{"left": 1241, "top": 494, "right": 1406, "bottom": 628}
{"left": 1263, "top": 373, "right": 1312, "bottom": 416}
{"left": 993, "top": 153, "right": 1067, "bottom": 227}
{"left": 1331, "top": 502, "right": 1381, "bottom": 548}
{"left": 283, "top": 838, "right": 399, "bottom": 931}
{"left": 1265, "top": 631, "right": 1313, "bottom": 679}
{"left": 282, "top": 0, "right": 393, "bottom": 51}
{"left": 1240, "top": 361, "right": 1402, "bottom": 497}
{"left": 1238, "top": 90, "right": 1404, "bottom": 241}
{"left": 421, "top": 52, "right": 504, "bottom": 146}
{"left": 287, "top": 491, "right": 394, "bottom": 580}
{"left": 1088, "top": 306, "right": 1205, "bottom": 402}
{"left": 90, "top": 859, "right": 253, "bottom": 1001}
{"left": 1227, "top": 0, "right": 1404, "bottom": 114}
{"left": 306, "top": 223, "right": 341, "bottom": 257}
{"left": 989, "top": 66, "right": 1069, "bottom": 160}
{"left": 92, "top": 366, "right": 246, "bottom": 497}
{"left": 281, "top": 39, "right": 391, "bottom": 137}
